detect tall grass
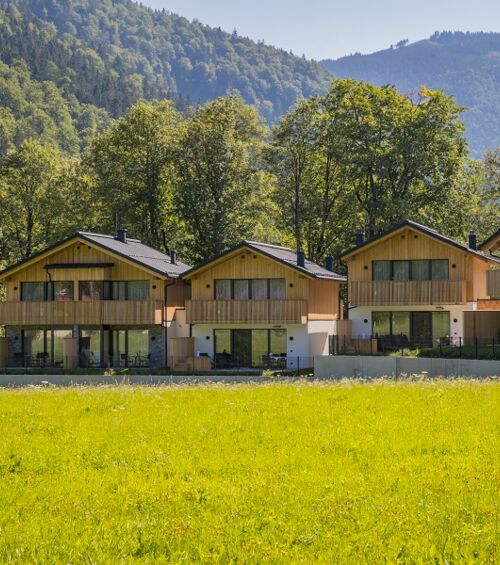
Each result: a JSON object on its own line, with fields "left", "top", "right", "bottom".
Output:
{"left": 0, "top": 381, "right": 498, "bottom": 563}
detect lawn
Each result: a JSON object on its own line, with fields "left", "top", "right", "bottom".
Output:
{"left": 0, "top": 381, "right": 498, "bottom": 563}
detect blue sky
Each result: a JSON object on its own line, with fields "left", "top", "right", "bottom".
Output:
{"left": 141, "top": 0, "right": 500, "bottom": 60}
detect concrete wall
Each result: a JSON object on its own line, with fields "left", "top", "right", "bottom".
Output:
{"left": 314, "top": 355, "right": 500, "bottom": 379}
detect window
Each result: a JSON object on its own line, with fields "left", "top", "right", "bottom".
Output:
{"left": 432, "top": 312, "right": 450, "bottom": 339}
{"left": 215, "top": 330, "right": 231, "bottom": 355}
{"left": 269, "top": 279, "right": 285, "bottom": 299}
{"left": 79, "top": 281, "right": 111, "bottom": 301}
{"left": 48, "top": 281, "right": 74, "bottom": 302}
{"left": 393, "top": 261, "right": 410, "bottom": 281}
{"left": 372, "top": 260, "right": 449, "bottom": 281}
{"left": 215, "top": 280, "right": 232, "bottom": 300}
{"left": 270, "top": 329, "right": 287, "bottom": 356}
{"left": 21, "top": 282, "right": 45, "bottom": 301}
{"left": 373, "top": 261, "right": 391, "bottom": 281}
{"left": 234, "top": 280, "right": 250, "bottom": 300}
{"left": 127, "top": 281, "right": 149, "bottom": 301}
{"left": 431, "top": 260, "right": 449, "bottom": 281}
{"left": 113, "top": 282, "right": 127, "bottom": 301}
{"left": 251, "top": 280, "right": 268, "bottom": 300}
{"left": 372, "top": 312, "right": 391, "bottom": 336}
{"left": 392, "top": 312, "right": 410, "bottom": 336}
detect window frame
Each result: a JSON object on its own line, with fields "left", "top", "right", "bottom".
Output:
{"left": 214, "top": 279, "right": 287, "bottom": 300}
{"left": 372, "top": 260, "right": 450, "bottom": 281}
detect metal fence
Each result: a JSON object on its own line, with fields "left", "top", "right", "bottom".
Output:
{"left": 329, "top": 335, "right": 500, "bottom": 360}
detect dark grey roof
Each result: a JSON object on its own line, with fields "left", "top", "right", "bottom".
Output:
{"left": 341, "top": 220, "right": 500, "bottom": 264}
{"left": 183, "top": 240, "right": 346, "bottom": 281}
{"left": 77, "top": 232, "right": 191, "bottom": 278}
{"left": 0, "top": 231, "right": 191, "bottom": 279}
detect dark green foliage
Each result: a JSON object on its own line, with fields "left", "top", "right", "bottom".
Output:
{"left": 322, "top": 32, "right": 500, "bottom": 157}
{"left": 2, "top": 0, "right": 331, "bottom": 123}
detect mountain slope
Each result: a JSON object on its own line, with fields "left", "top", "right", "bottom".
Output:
{"left": 5, "top": 0, "right": 332, "bottom": 123}
{"left": 322, "top": 32, "right": 500, "bottom": 157}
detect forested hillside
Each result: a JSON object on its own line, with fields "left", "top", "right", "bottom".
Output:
{"left": 322, "top": 32, "right": 500, "bottom": 157}
{"left": 2, "top": 0, "right": 331, "bottom": 123}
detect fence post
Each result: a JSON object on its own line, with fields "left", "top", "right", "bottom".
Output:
{"left": 493, "top": 337, "right": 495, "bottom": 358}
{"left": 475, "top": 337, "right": 478, "bottom": 360}
{"left": 297, "top": 356, "right": 300, "bottom": 376}
{"left": 439, "top": 338, "right": 442, "bottom": 357}
{"left": 459, "top": 336, "right": 462, "bottom": 359}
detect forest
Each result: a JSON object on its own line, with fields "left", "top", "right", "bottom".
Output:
{"left": 0, "top": 0, "right": 498, "bottom": 270}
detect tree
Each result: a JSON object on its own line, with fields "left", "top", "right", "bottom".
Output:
{"left": 321, "top": 80, "right": 467, "bottom": 238}
{"left": 86, "top": 100, "right": 182, "bottom": 250}
{"left": 174, "top": 96, "right": 272, "bottom": 262}
{"left": 0, "top": 141, "right": 67, "bottom": 261}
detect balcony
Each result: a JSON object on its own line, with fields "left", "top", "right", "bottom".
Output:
{"left": 185, "top": 300, "right": 308, "bottom": 324}
{"left": 349, "top": 280, "right": 466, "bottom": 306}
{"left": 0, "top": 300, "right": 165, "bottom": 326}
{"left": 487, "top": 270, "right": 500, "bottom": 299}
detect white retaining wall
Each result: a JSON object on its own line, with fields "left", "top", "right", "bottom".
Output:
{"left": 314, "top": 355, "right": 500, "bottom": 379}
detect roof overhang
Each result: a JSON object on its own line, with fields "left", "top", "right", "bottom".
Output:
{"left": 0, "top": 234, "right": 169, "bottom": 281}
{"left": 341, "top": 221, "right": 500, "bottom": 265}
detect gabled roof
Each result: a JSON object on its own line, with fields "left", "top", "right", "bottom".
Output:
{"left": 182, "top": 240, "right": 346, "bottom": 281}
{"left": 341, "top": 220, "right": 500, "bottom": 264}
{"left": 0, "top": 231, "right": 191, "bottom": 280}
{"left": 480, "top": 228, "right": 500, "bottom": 254}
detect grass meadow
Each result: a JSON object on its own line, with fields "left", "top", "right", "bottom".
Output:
{"left": 0, "top": 381, "right": 498, "bottom": 563}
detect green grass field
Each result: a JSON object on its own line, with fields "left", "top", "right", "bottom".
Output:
{"left": 0, "top": 381, "right": 498, "bottom": 563}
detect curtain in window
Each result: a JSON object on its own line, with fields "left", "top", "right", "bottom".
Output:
{"left": 269, "top": 279, "right": 285, "bottom": 299}
{"left": 393, "top": 261, "right": 410, "bottom": 281}
{"left": 372, "top": 312, "right": 391, "bottom": 336}
{"left": 80, "top": 281, "right": 104, "bottom": 301}
{"left": 411, "top": 260, "right": 430, "bottom": 280}
{"left": 234, "top": 280, "right": 249, "bottom": 300}
{"left": 215, "top": 280, "right": 231, "bottom": 300}
{"left": 251, "top": 280, "right": 268, "bottom": 299}
{"left": 373, "top": 261, "right": 391, "bottom": 281}
{"left": 21, "top": 282, "right": 45, "bottom": 301}
{"left": 431, "top": 260, "right": 449, "bottom": 281}
{"left": 113, "top": 282, "right": 127, "bottom": 301}
{"left": 127, "top": 281, "right": 149, "bottom": 300}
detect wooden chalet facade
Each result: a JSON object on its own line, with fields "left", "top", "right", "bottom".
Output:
{"left": 0, "top": 229, "right": 190, "bottom": 369}
{"left": 341, "top": 221, "right": 500, "bottom": 351}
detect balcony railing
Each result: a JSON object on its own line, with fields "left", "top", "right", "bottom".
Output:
{"left": 0, "top": 300, "right": 165, "bottom": 326}
{"left": 185, "top": 300, "right": 308, "bottom": 324}
{"left": 349, "top": 280, "right": 466, "bottom": 306}
{"left": 487, "top": 270, "right": 500, "bottom": 299}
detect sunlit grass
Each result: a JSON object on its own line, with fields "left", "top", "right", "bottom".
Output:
{"left": 0, "top": 381, "right": 498, "bottom": 563}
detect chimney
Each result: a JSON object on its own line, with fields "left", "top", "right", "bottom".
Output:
{"left": 170, "top": 249, "right": 177, "bottom": 265}
{"left": 116, "top": 226, "right": 128, "bottom": 244}
{"left": 297, "top": 249, "right": 305, "bottom": 268}
{"left": 468, "top": 231, "right": 477, "bottom": 250}
{"left": 356, "top": 230, "right": 365, "bottom": 247}
{"left": 325, "top": 256, "right": 334, "bottom": 272}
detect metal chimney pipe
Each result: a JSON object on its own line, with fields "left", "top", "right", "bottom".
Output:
{"left": 297, "top": 249, "right": 305, "bottom": 268}
{"left": 325, "top": 256, "right": 334, "bottom": 272}
{"left": 468, "top": 231, "right": 477, "bottom": 250}
{"left": 171, "top": 249, "right": 177, "bottom": 265}
{"left": 116, "top": 226, "right": 128, "bottom": 244}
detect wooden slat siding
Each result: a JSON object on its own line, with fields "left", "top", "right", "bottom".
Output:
{"left": 476, "top": 300, "right": 500, "bottom": 311}
{"left": 487, "top": 270, "right": 500, "bottom": 299}
{"left": 0, "top": 300, "right": 164, "bottom": 326}
{"left": 185, "top": 300, "right": 308, "bottom": 324}
{"left": 349, "top": 280, "right": 466, "bottom": 306}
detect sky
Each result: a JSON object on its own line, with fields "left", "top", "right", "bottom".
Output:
{"left": 141, "top": 0, "right": 500, "bottom": 60}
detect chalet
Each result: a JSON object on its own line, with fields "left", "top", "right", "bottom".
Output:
{"left": 180, "top": 241, "right": 346, "bottom": 370}
{"left": 0, "top": 229, "right": 191, "bottom": 369}
{"left": 341, "top": 220, "right": 500, "bottom": 351}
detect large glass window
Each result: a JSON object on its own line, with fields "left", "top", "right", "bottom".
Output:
{"left": 113, "top": 282, "right": 127, "bottom": 301}
{"left": 251, "top": 280, "right": 268, "bottom": 300}
{"left": 234, "top": 280, "right": 250, "bottom": 300}
{"left": 215, "top": 280, "right": 232, "bottom": 300}
{"left": 21, "top": 282, "right": 45, "bottom": 301}
{"left": 372, "top": 312, "right": 391, "bottom": 336}
{"left": 79, "top": 281, "right": 111, "bottom": 301}
{"left": 49, "top": 281, "right": 74, "bottom": 302}
{"left": 127, "top": 282, "right": 149, "bottom": 301}
{"left": 270, "top": 329, "right": 287, "bottom": 356}
{"left": 432, "top": 312, "right": 450, "bottom": 340}
{"left": 269, "top": 279, "right": 285, "bottom": 299}
{"left": 393, "top": 261, "right": 410, "bottom": 281}
{"left": 431, "top": 260, "right": 449, "bottom": 281}
{"left": 251, "top": 329, "right": 269, "bottom": 367}
{"left": 392, "top": 312, "right": 410, "bottom": 337}
{"left": 373, "top": 261, "right": 391, "bottom": 281}
{"left": 128, "top": 329, "right": 149, "bottom": 363}
{"left": 215, "top": 330, "right": 232, "bottom": 355}
{"left": 23, "top": 329, "right": 46, "bottom": 361}
{"left": 53, "top": 330, "right": 73, "bottom": 365}
{"left": 411, "top": 260, "right": 430, "bottom": 281}
{"left": 80, "top": 329, "right": 102, "bottom": 366}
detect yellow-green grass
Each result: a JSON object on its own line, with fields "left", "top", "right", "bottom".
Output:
{"left": 0, "top": 381, "right": 498, "bottom": 563}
